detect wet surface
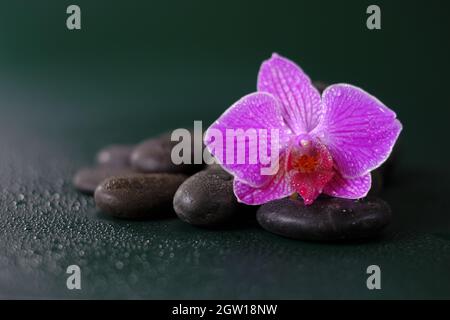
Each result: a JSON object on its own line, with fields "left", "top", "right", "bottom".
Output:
{"left": 1, "top": 0, "right": 450, "bottom": 297}
{"left": 1, "top": 98, "right": 450, "bottom": 299}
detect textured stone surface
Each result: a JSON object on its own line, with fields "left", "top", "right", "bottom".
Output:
{"left": 96, "top": 144, "right": 134, "bottom": 167}
{"left": 130, "top": 133, "right": 204, "bottom": 174}
{"left": 95, "top": 173, "right": 187, "bottom": 219}
{"left": 173, "top": 168, "right": 241, "bottom": 226}
{"left": 73, "top": 166, "right": 136, "bottom": 195}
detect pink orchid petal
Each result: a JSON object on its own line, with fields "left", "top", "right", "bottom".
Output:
{"left": 317, "top": 84, "right": 402, "bottom": 178}
{"left": 324, "top": 172, "right": 372, "bottom": 199}
{"left": 257, "top": 53, "right": 323, "bottom": 134}
{"left": 204, "top": 92, "right": 291, "bottom": 187}
{"left": 233, "top": 153, "right": 293, "bottom": 205}
{"left": 234, "top": 177, "right": 294, "bottom": 205}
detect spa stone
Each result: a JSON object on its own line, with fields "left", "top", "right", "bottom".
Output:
{"left": 130, "top": 132, "right": 204, "bottom": 174}
{"left": 73, "top": 166, "right": 136, "bottom": 195}
{"left": 94, "top": 173, "right": 187, "bottom": 219}
{"left": 96, "top": 144, "right": 134, "bottom": 167}
{"left": 173, "top": 167, "right": 241, "bottom": 227}
{"left": 256, "top": 197, "right": 391, "bottom": 241}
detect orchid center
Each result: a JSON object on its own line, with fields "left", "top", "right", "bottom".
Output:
{"left": 292, "top": 154, "right": 319, "bottom": 173}
{"left": 287, "top": 139, "right": 335, "bottom": 205}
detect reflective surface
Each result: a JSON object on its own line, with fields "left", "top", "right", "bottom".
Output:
{"left": 1, "top": 0, "right": 450, "bottom": 298}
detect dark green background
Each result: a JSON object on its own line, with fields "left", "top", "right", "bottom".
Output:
{"left": 1, "top": 0, "right": 449, "bottom": 298}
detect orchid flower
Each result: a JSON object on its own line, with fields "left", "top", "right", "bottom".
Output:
{"left": 204, "top": 53, "right": 402, "bottom": 205}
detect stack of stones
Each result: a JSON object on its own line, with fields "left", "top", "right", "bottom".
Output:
{"left": 72, "top": 82, "right": 394, "bottom": 242}
{"left": 73, "top": 131, "right": 393, "bottom": 242}
{"left": 73, "top": 132, "right": 242, "bottom": 225}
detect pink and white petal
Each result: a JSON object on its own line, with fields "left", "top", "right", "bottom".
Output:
{"left": 204, "top": 92, "right": 291, "bottom": 187}
{"left": 317, "top": 84, "right": 402, "bottom": 178}
{"left": 234, "top": 174, "right": 294, "bottom": 205}
{"left": 324, "top": 172, "right": 372, "bottom": 199}
{"left": 257, "top": 53, "right": 323, "bottom": 134}
{"left": 233, "top": 151, "right": 293, "bottom": 205}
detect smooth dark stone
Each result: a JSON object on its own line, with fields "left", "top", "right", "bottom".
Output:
{"left": 96, "top": 144, "right": 134, "bottom": 167}
{"left": 130, "top": 132, "right": 204, "bottom": 174}
{"left": 173, "top": 167, "right": 241, "bottom": 227}
{"left": 377, "top": 141, "right": 400, "bottom": 186}
{"left": 73, "top": 166, "right": 136, "bottom": 195}
{"left": 369, "top": 169, "right": 383, "bottom": 196}
{"left": 94, "top": 173, "right": 187, "bottom": 219}
{"left": 257, "top": 197, "right": 392, "bottom": 241}
{"left": 313, "top": 80, "right": 329, "bottom": 93}
{"left": 205, "top": 163, "right": 225, "bottom": 171}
